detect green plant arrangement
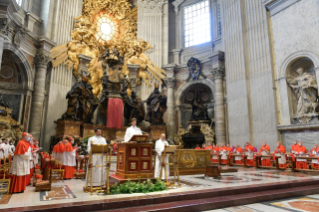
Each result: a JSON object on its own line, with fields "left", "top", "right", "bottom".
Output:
{"left": 110, "top": 177, "right": 167, "bottom": 194}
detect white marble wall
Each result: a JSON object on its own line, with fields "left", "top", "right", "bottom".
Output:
{"left": 41, "top": 0, "right": 83, "bottom": 150}
{"left": 223, "top": 0, "right": 278, "bottom": 148}
{"left": 270, "top": 0, "right": 319, "bottom": 126}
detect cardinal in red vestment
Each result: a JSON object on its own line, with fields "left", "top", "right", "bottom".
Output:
{"left": 259, "top": 141, "right": 271, "bottom": 166}
{"left": 274, "top": 141, "right": 286, "bottom": 169}
{"left": 10, "top": 132, "right": 32, "bottom": 193}
{"left": 62, "top": 138, "right": 77, "bottom": 179}
{"left": 296, "top": 141, "right": 308, "bottom": 169}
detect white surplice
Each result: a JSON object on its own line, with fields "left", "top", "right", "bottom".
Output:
{"left": 62, "top": 149, "right": 76, "bottom": 166}
{"left": 154, "top": 139, "right": 169, "bottom": 179}
{"left": 312, "top": 150, "right": 318, "bottom": 164}
{"left": 2, "top": 143, "right": 12, "bottom": 158}
{"left": 11, "top": 146, "right": 31, "bottom": 176}
{"left": 0, "top": 143, "right": 4, "bottom": 159}
{"left": 124, "top": 126, "right": 142, "bottom": 142}
{"left": 86, "top": 135, "right": 107, "bottom": 186}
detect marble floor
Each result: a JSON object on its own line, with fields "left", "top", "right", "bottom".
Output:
{"left": 1, "top": 166, "right": 319, "bottom": 210}
{"left": 205, "top": 194, "right": 319, "bottom": 212}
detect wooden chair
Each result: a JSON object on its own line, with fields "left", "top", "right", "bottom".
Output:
{"left": 0, "top": 167, "right": 11, "bottom": 194}
{"left": 35, "top": 155, "right": 54, "bottom": 192}
{"left": 52, "top": 160, "right": 64, "bottom": 182}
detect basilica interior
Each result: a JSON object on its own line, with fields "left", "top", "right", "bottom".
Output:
{"left": 1, "top": 0, "right": 319, "bottom": 211}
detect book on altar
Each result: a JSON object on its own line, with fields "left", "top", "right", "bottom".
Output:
{"left": 128, "top": 135, "right": 149, "bottom": 143}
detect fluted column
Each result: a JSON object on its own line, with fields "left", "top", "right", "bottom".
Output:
{"left": 165, "top": 78, "right": 176, "bottom": 140}
{"left": 212, "top": 68, "right": 226, "bottom": 145}
{"left": 29, "top": 54, "right": 50, "bottom": 140}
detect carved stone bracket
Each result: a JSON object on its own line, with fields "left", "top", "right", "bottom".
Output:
{"left": 35, "top": 54, "right": 51, "bottom": 68}
{"left": 141, "top": 0, "right": 167, "bottom": 14}
{"left": 212, "top": 68, "right": 225, "bottom": 79}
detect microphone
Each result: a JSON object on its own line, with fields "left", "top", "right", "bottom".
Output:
{"left": 167, "top": 139, "right": 174, "bottom": 145}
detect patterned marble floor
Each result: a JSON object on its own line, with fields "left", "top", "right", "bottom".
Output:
{"left": 1, "top": 165, "right": 319, "bottom": 210}
{"left": 204, "top": 194, "right": 319, "bottom": 212}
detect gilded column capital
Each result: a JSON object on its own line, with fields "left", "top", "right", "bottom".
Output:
{"left": 212, "top": 68, "right": 225, "bottom": 79}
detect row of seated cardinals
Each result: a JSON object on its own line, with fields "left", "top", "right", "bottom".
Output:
{"left": 9, "top": 132, "right": 80, "bottom": 194}
{"left": 195, "top": 141, "right": 319, "bottom": 170}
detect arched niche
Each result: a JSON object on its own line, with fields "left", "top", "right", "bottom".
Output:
{"left": 175, "top": 80, "right": 214, "bottom": 129}
{"left": 0, "top": 46, "right": 33, "bottom": 129}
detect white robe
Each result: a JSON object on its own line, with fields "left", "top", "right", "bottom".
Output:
{"left": 11, "top": 146, "right": 31, "bottom": 176}
{"left": 10, "top": 144, "right": 15, "bottom": 155}
{"left": 86, "top": 135, "right": 107, "bottom": 186}
{"left": 124, "top": 126, "right": 142, "bottom": 142}
{"left": 154, "top": 139, "right": 169, "bottom": 179}
{"left": 2, "top": 143, "right": 12, "bottom": 158}
{"left": 62, "top": 149, "right": 76, "bottom": 166}
{"left": 312, "top": 150, "right": 318, "bottom": 164}
{"left": 220, "top": 148, "right": 228, "bottom": 160}
{"left": 234, "top": 150, "right": 242, "bottom": 161}
{"left": 0, "top": 143, "right": 4, "bottom": 159}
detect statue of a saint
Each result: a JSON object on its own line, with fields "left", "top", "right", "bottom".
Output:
{"left": 145, "top": 83, "right": 167, "bottom": 126}
{"left": 287, "top": 68, "right": 319, "bottom": 119}
{"left": 122, "top": 89, "right": 145, "bottom": 125}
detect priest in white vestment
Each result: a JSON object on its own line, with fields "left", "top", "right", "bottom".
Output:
{"left": 0, "top": 139, "right": 4, "bottom": 160}
{"left": 154, "top": 134, "right": 169, "bottom": 179}
{"left": 10, "top": 132, "right": 32, "bottom": 193}
{"left": 124, "top": 118, "right": 142, "bottom": 142}
{"left": 86, "top": 128, "right": 107, "bottom": 186}
{"left": 3, "top": 139, "right": 12, "bottom": 159}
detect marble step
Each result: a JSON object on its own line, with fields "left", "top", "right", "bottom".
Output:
{"left": 99, "top": 184, "right": 319, "bottom": 212}
{"left": 6, "top": 178, "right": 319, "bottom": 212}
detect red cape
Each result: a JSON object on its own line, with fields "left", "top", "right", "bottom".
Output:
{"left": 14, "top": 140, "right": 28, "bottom": 155}
{"left": 64, "top": 142, "right": 74, "bottom": 152}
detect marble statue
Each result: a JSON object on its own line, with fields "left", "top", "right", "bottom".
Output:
{"left": 287, "top": 68, "right": 319, "bottom": 123}
{"left": 145, "top": 83, "right": 167, "bottom": 126}
{"left": 190, "top": 98, "right": 210, "bottom": 122}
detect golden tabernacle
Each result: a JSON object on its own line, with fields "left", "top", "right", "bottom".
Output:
{"left": 170, "top": 149, "right": 211, "bottom": 176}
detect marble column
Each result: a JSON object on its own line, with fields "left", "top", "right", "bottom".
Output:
{"left": 212, "top": 68, "right": 226, "bottom": 145}
{"left": 29, "top": 54, "right": 50, "bottom": 140}
{"left": 165, "top": 78, "right": 176, "bottom": 140}
{"left": 0, "top": 18, "right": 9, "bottom": 70}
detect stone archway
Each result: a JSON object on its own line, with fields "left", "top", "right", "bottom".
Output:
{"left": 1, "top": 44, "right": 34, "bottom": 131}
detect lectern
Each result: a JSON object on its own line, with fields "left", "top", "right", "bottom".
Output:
{"left": 116, "top": 135, "right": 153, "bottom": 179}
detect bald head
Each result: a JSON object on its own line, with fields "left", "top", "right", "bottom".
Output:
{"left": 160, "top": 133, "right": 166, "bottom": 141}
{"left": 299, "top": 141, "right": 303, "bottom": 146}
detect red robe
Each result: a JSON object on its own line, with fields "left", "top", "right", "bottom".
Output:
{"left": 195, "top": 147, "right": 201, "bottom": 150}
{"left": 10, "top": 140, "right": 30, "bottom": 193}
{"left": 259, "top": 145, "right": 271, "bottom": 166}
{"left": 291, "top": 144, "right": 299, "bottom": 153}
{"left": 296, "top": 146, "right": 308, "bottom": 169}
{"left": 235, "top": 147, "right": 243, "bottom": 164}
{"left": 63, "top": 142, "right": 75, "bottom": 179}
{"left": 245, "top": 145, "right": 255, "bottom": 166}
{"left": 274, "top": 145, "right": 286, "bottom": 168}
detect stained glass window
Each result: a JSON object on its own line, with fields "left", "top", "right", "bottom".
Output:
{"left": 184, "top": 0, "right": 211, "bottom": 47}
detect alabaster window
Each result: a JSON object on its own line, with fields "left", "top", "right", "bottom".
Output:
{"left": 184, "top": 0, "right": 211, "bottom": 48}
{"left": 94, "top": 11, "right": 119, "bottom": 44}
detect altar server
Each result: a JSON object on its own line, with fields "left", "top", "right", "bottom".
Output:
{"left": 154, "top": 133, "right": 169, "bottom": 179}
{"left": 296, "top": 141, "right": 308, "bottom": 169}
{"left": 86, "top": 128, "right": 107, "bottom": 186}
{"left": 311, "top": 143, "right": 319, "bottom": 169}
{"left": 63, "top": 138, "right": 77, "bottom": 179}
{"left": 259, "top": 141, "right": 271, "bottom": 166}
{"left": 3, "top": 138, "right": 12, "bottom": 159}
{"left": 10, "top": 132, "right": 32, "bottom": 193}
{"left": 274, "top": 141, "right": 286, "bottom": 168}
{"left": 124, "top": 118, "right": 142, "bottom": 142}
